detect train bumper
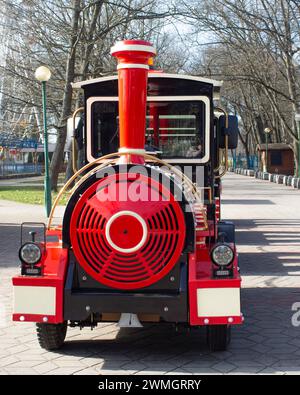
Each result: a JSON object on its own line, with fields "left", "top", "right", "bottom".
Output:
{"left": 64, "top": 263, "right": 188, "bottom": 323}
{"left": 12, "top": 246, "right": 68, "bottom": 324}
{"left": 188, "top": 253, "right": 243, "bottom": 326}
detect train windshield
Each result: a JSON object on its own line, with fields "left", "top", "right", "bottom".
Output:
{"left": 88, "top": 97, "right": 209, "bottom": 162}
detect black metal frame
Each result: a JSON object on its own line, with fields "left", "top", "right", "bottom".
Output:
{"left": 64, "top": 257, "right": 188, "bottom": 323}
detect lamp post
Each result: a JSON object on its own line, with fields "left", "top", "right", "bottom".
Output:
{"left": 295, "top": 114, "right": 300, "bottom": 178}
{"left": 35, "top": 66, "right": 52, "bottom": 217}
{"left": 264, "top": 127, "right": 272, "bottom": 173}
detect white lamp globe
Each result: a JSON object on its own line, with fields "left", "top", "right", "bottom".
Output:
{"left": 35, "top": 66, "right": 51, "bottom": 82}
{"left": 264, "top": 127, "right": 272, "bottom": 134}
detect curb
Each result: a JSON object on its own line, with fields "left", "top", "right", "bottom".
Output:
{"left": 0, "top": 172, "right": 42, "bottom": 180}
{"left": 229, "top": 168, "right": 300, "bottom": 189}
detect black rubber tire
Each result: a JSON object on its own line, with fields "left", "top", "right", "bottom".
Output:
{"left": 36, "top": 322, "right": 67, "bottom": 350}
{"left": 207, "top": 325, "right": 231, "bottom": 352}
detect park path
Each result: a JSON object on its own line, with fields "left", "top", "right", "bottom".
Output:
{"left": 0, "top": 173, "right": 300, "bottom": 374}
{"left": 0, "top": 175, "right": 64, "bottom": 188}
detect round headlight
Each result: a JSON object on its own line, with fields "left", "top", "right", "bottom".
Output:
{"left": 19, "top": 243, "right": 41, "bottom": 265}
{"left": 211, "top": 244, "right": 234, "bottom": 267}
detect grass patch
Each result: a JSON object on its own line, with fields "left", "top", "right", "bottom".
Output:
{"left": 0, "top": 186, "right": 69, "bottom": 205}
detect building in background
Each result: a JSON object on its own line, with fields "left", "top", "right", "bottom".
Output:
{"left": 257, "top": 143, "right": 294, "bottom": 175}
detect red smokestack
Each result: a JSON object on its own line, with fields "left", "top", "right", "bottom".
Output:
{"left": 111, "top": 40, "right": 156, "bottom": 162}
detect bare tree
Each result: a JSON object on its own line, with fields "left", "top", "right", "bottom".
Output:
{"left": 0, "top": 0, "right": 183, "bottom": 189}
{"left": 181, "top": 0, "right": 300, "bottom": 173}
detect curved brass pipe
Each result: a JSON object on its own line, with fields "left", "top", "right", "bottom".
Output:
{"left": 47, "top": 151, "right": 208, "bottom": 230}
{"left": 72, "top": 107, "right": 84, "bottom": 174}
{"left": 215, "top": 106, "right": 229, "bottom": 128}
{"left": 215, "top": 135, "right": 228, "bottom": 179}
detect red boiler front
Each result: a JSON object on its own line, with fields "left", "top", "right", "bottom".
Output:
{"left": 69, "top": 173, "right": 186, "bottom": 290}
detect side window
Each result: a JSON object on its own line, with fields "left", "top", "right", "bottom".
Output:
{"left": 91, "top": 102, "right": 119, "bottom": 157}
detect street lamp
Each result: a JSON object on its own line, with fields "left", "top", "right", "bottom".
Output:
{"left": 264, "top": 127, "right": 272, "bottom": 173}
{"left": 295, "top": 114, "right": 300, "bottom": 177}
{"left": 35, "top": 66, "right": 52, "bottom": 217}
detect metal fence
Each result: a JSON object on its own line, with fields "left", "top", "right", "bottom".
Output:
{"left": 0, "top": 163, "right": 43, "bottom": 177}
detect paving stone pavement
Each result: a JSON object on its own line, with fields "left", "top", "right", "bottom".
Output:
{"left": 0, "top": 173, "right": 300, "bottom": 375}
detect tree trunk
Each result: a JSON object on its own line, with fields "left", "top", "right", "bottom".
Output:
{"left": 50, "top": 0, "right": 81, "bottom": 191}
{"left": 294, "top": 140, "right": 299, "bottom": 177}
{"left": 245, "top": 133, "right": 250, "bottom": 169}
{"left": 64, "top": 2, "right": 102, "bottom": 182}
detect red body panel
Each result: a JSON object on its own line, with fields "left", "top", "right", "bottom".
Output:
{"left": 188, "top": 249, "right": 242, "bottom": 326}
{"left": 12, "top": 238, "right": 68, "bottom": 324}
{"left": 215, "top": 197, "right": 220, "bottom": 221}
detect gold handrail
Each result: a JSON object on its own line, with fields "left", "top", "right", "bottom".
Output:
{"left": 47, "top": 151, "right": 208, "bottom": 230}
{"left": 72, "top": 107, "right": 84, "bottom": 174}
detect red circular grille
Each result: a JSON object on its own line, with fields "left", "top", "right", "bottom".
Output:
{"left": 70, "top": 173, "right": 186, "bottom": 289}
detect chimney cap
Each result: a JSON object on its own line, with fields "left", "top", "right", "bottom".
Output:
{"left": 111, "top": 40, "right": 156, "bottom": 56}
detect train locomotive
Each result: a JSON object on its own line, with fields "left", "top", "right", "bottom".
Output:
{"left": 12, "top": 40, "right": 242, "bottom": 351}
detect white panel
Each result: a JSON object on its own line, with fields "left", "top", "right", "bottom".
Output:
{"left": 13, "top": 286, "right": 56, "bottom": 316}
{"left": 197, "top": 288, "right": 240, "bottom": 317}
{"left": 111, "top": 43, "right": 156, "bottom": 55}
{"left": 117, "top": 63, "right": 149, "bottom": 70}
{"left": 72, "top": 73, "right": 223, "bottom": 89}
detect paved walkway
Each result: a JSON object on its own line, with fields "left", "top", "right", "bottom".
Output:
{"left": 0, "top": 173, "right": 300, "bottom": 374}
{"left": 0, "top": 175, "right": 64, "bottom": 188}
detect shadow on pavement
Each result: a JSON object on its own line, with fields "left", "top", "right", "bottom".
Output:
{"left": 234, "top": 219, "right": 300, "bottom": 277}
{"left": 0, "top": 224, "right": 20, "bottom": 267}
{"left": 46, "top": 287, "right": 300, "bottom": 373}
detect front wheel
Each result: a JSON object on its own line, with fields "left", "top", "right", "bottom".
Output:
{"left": 207, "top": 325, "right": 231, "bottom": 351}
{"left": 36, "top": 322, "right": 67, "bottom": 350}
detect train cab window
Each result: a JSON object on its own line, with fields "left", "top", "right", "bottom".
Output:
{"left": 146, "top": 101, "right": 206, "bottom": 159}
{"left": 90, "top": 101, "right": 119, "bottom": 158}
{"left": 88, "top": 97, "right": 209, "bottom": 162}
